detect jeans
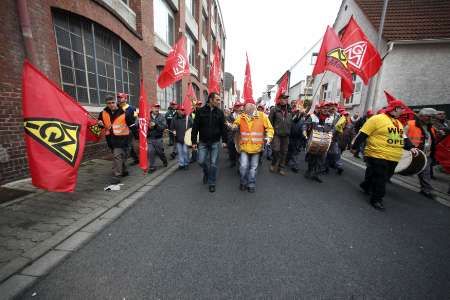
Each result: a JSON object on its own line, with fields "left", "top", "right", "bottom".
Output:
{"left": 418, "top": 156, "right": 433, "bottom": 193}
{"left": 198, "top": 142, "right": 220, "bottom": 186}
{"left": 239, "top": 152, "right": 260, "bottom": 188}
{"left": 176, "top": 143, "right": 189, "bottom": 167}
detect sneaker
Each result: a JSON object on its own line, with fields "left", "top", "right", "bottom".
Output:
{"left": 371, "top": 201, "right": 385, "bottom": 211}
{"left": 279, "top": 169, "right": 287, "bottom": 176}
{"left": 110, "top": 176, "right": 121, "bottom": 184}
{"left": 247, "top": 187, "right": 256, "bottom": 193}
{"left": 209, "top": 185, "right": 216, "bottom": 193}
{"left": 420, "top": 191, "right": 435, "bottom": 200}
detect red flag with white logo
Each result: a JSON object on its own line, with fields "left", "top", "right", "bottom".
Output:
{"left": 22, "top": 61, "right": 88, "bottom": 192}
{"left": 157, "top": 36, "right": 190, "bottom": 89}
{"left": 138, "top": 80, "right": 149, "bottom": 172}
{"left": 341, "top": 16, "right": 382, "bottom": 84}
{"left": 242, "top": 53, "right": 254, "bottom": 103}
{"left": 313, "top": 26, "right": 354, "bottom": 99}
{"left": 208, "top": 43, "right": 221, "bottom": 94}
{"left": 274, "top": 71, "right": 290, "bottom": 104}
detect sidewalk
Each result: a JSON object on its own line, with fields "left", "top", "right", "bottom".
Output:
{"left": 341, "top": 151, "right": 450, "bottom": 205}
{"left": 0, "top": 156, "right": 177, "bottom": 286}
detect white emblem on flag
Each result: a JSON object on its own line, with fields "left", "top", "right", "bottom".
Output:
{"left": 172, "top": 54, "right": 187, "bottom": 76}
{"left": 344, "top": 41, "right": 367, "bottom": 69}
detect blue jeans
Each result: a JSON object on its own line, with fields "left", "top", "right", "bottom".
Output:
{"left": 198, "top": 142, "right": 220, "bottom": 186}
{"left": 176, "top": 143, "right": 189, "bottom": 167}
{"left": 239, "top": 152, "right": 260, "bottom": 188}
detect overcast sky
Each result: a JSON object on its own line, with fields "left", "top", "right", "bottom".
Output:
{"left": 220, "top": 0, "right": 342, "bottom": 98}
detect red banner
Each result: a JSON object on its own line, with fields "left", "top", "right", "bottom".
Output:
{"left": 22, "top": 61, "right": 88, "bottom": 192}
{"left": 208, "top": 43, "right": 221, "bottom": 94}
{"left": 157, "top": 36, "right": 190, "bottom": 89}
{"left": 275, "top": 71, "right": 290, "bottom": 104}
{"left": 183, "top": 82, "right": 196, "bottom": 116}
{"left": 313, "top": 26, "right": 354, "bottom": 99}
{"left": 243, "top": 53, "right": 254, "bottom": 103}
{"left": 138, "top": 80, "right": 149, "bottom": 172}
{"left": 341, "top": 16, "right": 382, "bottom": 85}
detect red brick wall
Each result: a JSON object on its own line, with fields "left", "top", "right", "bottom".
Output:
{"left": 0, "top": 0, "right": 222, "bottom": 185}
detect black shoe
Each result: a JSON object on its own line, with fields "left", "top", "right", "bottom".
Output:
{"left": 420, "top": 191, "right": 435, "bottom": 200}
{"left": 209, "top": 185, "right": 215, "bottom": 193}
{"left": 183, "top": 165, "right": 189, "bottom": 170}
{"left": 291, "top": 168, "right": 299, "bottom": 173}
{"left": 202, "top": 175, "right": 208, "bottom": 184}
{"left": 371, "top": 201, "right": 385, "bottom": 211}
{"left": 337, "top": 168, "right": 343, "bottom": 175}
{"left": 178, "top": 166, "right": 184, "bottom": 170}
{"left": 121, "top": 171, "right": 129, "bottom": 177}
{"left": 239, "top": 184, "right": 246, "bottom": 191}
{"left": 110, "top": 176, "right": 121, "bottom": 184}
{"left": 311, "top": 176, "right": 323, "bottom": 183}
{"left": 148, "top": 167, "right": 156, "bottom": 174}
{"left": 247, "top": 187, "right": 255, "bottom": 193}
{"left": 163, "top": 160, "right": 168, "bottom": 167}
{"left": 170, "top": 153, "right": 176, "bottom": 160}
{"left": 359, "top": 183, "right": 370, "bottom": 195}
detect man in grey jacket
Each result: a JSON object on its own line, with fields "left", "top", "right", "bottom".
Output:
{"left": 148, "top": 103, "right": 168, "bottom": 173}
{"left": 269, "top": 94, "right": 292, "bottom": 175}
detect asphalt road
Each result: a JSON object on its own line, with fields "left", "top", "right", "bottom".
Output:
{"left": 20, "top": 151, "right": 450, "bottom": 299}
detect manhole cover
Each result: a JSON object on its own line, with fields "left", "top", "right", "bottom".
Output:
{"left": 0, "top": 187, "right": 33, "bottom": 205}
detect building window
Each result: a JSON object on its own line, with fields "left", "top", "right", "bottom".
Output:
{"left": 202, "top": 11, "right": 208, "bottom": 37}
{"left": 192, "top": 83, "right": 200, "bottom": 100}
{"left": 53, "top": 10, "right": 140, "bottom": 106}
{"left": 185, "top": 0, "right": 197, "bottom": 19}
{"left": 121, "top": 0, "right": 129, "bottom": 5}
{"left": 157, "top": 67, "right": 181, "bottom": 110}
{"left": 154, "top": 0, "right": 175, "bottom": 46}
{"left": 320, "top": 83, "right": 329, "bottom": 100}
{"left": 186, "top": 31, "right": 196, "bottom": 68}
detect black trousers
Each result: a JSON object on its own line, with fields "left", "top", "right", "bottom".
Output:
{"left": 361, "top": 157, "right": 397, "bottom": 203}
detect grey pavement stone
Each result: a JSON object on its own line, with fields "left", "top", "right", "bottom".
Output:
{"left": 99, "top": 207, "right": 126, "bottom": 220}
{"left": 21, "top": 250, "right": 70, "bottom": 277}
{"left": 29, "top": 223, "right": 62, "bottom": 233}
{"left": 0, "top": 257, "right": 31, "bottom": 283}
{"left": 0, "top": 249, "right": 21, "bottom": 264}
{"left": 4, "top": 239, "right": 36, "bottom": 252}
{"left": 80, "top": 218, "right": 113, "bottom": 234}
{"left": 117, "top": 196, "right": 142, "bottom": 209}
{"left": 0, "top": 275, "right": 36, "bottom": 300}
{"left": 55, "top": 232, "right": 94, "bottom": 251}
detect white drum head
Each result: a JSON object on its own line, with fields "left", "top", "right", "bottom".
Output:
{"left": 395, "top": 150, "right": 413, "bottom": 173}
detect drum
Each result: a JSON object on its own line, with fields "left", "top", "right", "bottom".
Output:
{"left": 306, "top": 130, "right": 332, "bottom": 155}
{"left": 395, "top": 149, "right": 427, "bottom": 176}
{"left": 184, "top": 128, "right": 198, "bottom": 146}
{"left": 234, "top": 134, "right": 241, "bottom": 153}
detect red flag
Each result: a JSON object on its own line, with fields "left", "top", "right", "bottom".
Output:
{"left": 138, "top": 80, "right": 149, "bottom": 172}
{"left": 313, "top": 26, "right": 354, "bottom": 99}
{"left": 435, "top": 135, "right": 450, "bottom": 174}
{"left": 157, "top": 36, "right": 190, "bottom": 89}
{"left": 208, "top": 44, "right": 221, "bottom": 94}
{"left": 243, "top": 53, "right": 254, "bottom": 103}
{"left": 22, "top": 61, "right": 88, "bottom": 192}
{"left": 183, "top": 82, "right": 196, "bottom": 116}
{"left": 384, "top": 90, "right": 397, "bottom": 104}
{"left": 341, "top": 16, "right": 382, "bottom": 85}
{"left": 275, "top": 71, "right": 290, "bottom": 104}
{"left": 86, "top": 116, "right": 102, "bottom": 142}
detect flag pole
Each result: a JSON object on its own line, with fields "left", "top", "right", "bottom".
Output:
{"left": 307, "top": 71, "right": 328, "bottom": 114}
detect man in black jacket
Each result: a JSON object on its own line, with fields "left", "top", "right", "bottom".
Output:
{"left": 269, "top": 95, "right": 292, "bottom": 175}
{"left": 148, "top": 103, "right": 168, "bottom": 172}
{"left": 191, "top": 92, "right": 227, "bottom": 192}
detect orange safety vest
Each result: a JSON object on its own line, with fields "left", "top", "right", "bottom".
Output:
{"left": 406, "top": 120, "right": 436, "bottom": 147}
{"left": 239, "top": 115, "right": 264, "bottom": 145}
{"left": 101, "top": 111, "right": 130, "bottom": 136}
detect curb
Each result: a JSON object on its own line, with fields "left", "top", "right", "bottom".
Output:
{"left": 341, "top": 157, "right": 450, "bottom": 208}
{"left": 0, "top": 163, "right": 178, "bottom": 299}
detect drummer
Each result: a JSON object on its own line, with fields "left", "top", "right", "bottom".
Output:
{"left": 351, "top": 99, "right": 418, "bottom": 211}
{"left": 404, "top": 108, "right": 438, "bottom": 199}
{"left": 169, "top": 104, "right": 193, "bottom": 170}
{"left": 303, "top": 101, "right": 334, "bottom": 183}
{"left": 231, "top": 98, "right": 273, "bottom": 192}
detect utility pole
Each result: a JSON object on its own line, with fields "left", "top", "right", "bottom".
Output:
{"left": 363, "top": 0, "right": 389, "bottom": 113}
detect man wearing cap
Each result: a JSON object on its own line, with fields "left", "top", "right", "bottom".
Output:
{"left": 170, "top": 104, "right": 193, "bottom": 170}
{"left": 325, "top": 102, "right": 344, "bottom": 175}
{"left": 189, "top": 100, "right": 203, "bottom": 163}
{"left": 269, "top": 94, "right": 292, "bottom": 175}
{"left": 165, "top": 101, "right": 177, "bottom": 147}
{"left": 433, "top": 111, "right": 450, "bottom": 141}
{"left": 232, "top": 99, "right": 274, "bottom": 192}
{"left": 352, "top": 100, "right": 418, "bottom": 210}
{"left": 225, "top": 102, "right": 243, "bottom": 168}
{"left": 148, "top": 103, "right": 168, "bottom": 172}
{"left": 287, "top": 105, "right": 307, "bottom": 173}
{"left": 117, "top": 93, "right": 139, "bottom": 165}
{"left": 404, "top": 108, "right": 438, "bottom": 199}
{"left": 191, "top": 92, "right": 227, "bottom": 193}
{"left": 98, "top": 95, "right": 136, "bottom": 184}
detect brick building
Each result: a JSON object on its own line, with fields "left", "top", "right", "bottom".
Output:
{"left": 0, "top": 0, "right": 226, "bottom": 185}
